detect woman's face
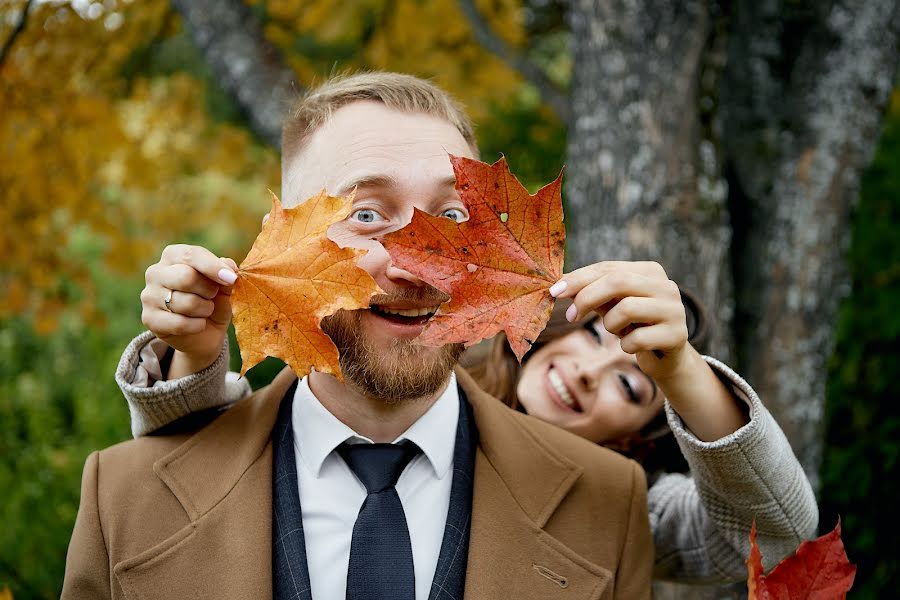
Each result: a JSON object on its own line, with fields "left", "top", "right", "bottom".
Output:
{"left": 515, "top": 318, "right": 666, "bottom": 444}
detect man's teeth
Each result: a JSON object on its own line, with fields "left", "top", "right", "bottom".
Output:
{"left": 548, "top": 370, "right": 576, "bottom": 409}
{"left": 378, "top": 305, "right": 441, "bottom": 317}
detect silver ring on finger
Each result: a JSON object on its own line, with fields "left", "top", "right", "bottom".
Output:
{"left": 164, "top": 288, "right": 174, "bottom": 312}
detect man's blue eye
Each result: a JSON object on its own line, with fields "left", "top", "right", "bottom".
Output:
{"left": 440, "top": 208, "right": 466, "bottom": 222}
{"left": 351, "top": 209, "right": 384, "bottom": 223}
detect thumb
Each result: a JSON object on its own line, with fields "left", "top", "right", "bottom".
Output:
{"left": 210, "top": 290, "right": 233, "bottom": 327}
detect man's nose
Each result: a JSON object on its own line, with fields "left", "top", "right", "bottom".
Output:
{"left": 384, "top": 262, "right": 426, "bottom": 286}
{"left": 357, "top": 237, "right": 426, "bottom": 288}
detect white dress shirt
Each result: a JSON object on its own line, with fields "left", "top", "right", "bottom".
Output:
{"left": 291, "top": 373, "right": 459, "bottom": 600}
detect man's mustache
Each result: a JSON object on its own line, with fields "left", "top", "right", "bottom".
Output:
{"left": 367, "top": 286, "right": 450, "bottom": 308}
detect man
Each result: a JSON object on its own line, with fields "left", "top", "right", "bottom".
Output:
{"left": 62, "top": 73, "right": 653, "bottom": 600}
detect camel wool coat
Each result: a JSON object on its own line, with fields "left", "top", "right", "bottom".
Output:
{"left": 62, "top": 367, "right": 653, "bottom": 600}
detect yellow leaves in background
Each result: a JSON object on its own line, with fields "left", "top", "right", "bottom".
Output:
{"left": 258, "top": 0, "right": 525, "bottom": 122}
{"left": 0, "top": 585, "right": 12, "bottom": 600}
{"left": 0, "top": 0, "right": 278, "bottom": 328}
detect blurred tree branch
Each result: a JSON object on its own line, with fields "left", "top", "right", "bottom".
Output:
{"left": 456, "top": 0, "right": 571, "bottom": 123}
{"left": 0, "top": 0, "right": 33, "bottom": 69}
{"left": 170, "top": 0, "right": 300, "bottom": 148}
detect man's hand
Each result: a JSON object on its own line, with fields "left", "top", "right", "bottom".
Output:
{"left": 140, "top": 244, "right": 238, "bottom": 379}
{"left": 549, "top": 261, "right": 690, "bottom": 383}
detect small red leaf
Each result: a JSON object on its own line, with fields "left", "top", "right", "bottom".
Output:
{"left": 747, "top": 519, "right": 856, "bottom": 600}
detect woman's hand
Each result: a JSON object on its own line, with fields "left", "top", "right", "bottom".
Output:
{"left": 549, "top": 261, "right": 690, "bottom": 383}
{"left": 140, "top": 244, "right": 238, "bottom": 379}
{"left": 550, "top": 261, "right": 749, "bottom": 441}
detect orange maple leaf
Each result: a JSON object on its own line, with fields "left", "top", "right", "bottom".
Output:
{"left": 231, "top": 191, "right": 382, "bottom": 380}
{"left": 747, "top": 519, "right": 856, "bottom": 599}
{"left": 381, "top": 155, "right": 565, "bottom": 361}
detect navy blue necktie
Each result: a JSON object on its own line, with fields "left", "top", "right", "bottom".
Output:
{"left": 338, "top": 441, "right": 422, "bottom": 600}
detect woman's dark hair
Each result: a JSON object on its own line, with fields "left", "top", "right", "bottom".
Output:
{"left": 464, "top": 286, "right": 709, "bottom": 474}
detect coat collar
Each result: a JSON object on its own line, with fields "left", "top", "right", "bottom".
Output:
{"left": 117, "top": 366, "right": 609, "bottom": 600}
{"left": 152, "top": 366, "right": 297, "bottom": 521}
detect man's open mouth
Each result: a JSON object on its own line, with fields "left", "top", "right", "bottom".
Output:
{"left": 369, "top": 305, "right": 441, "bottom": 326}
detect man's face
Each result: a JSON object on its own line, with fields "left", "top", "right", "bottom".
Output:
{"left": 284, "top": 101, "right": 473, "bottom": 400}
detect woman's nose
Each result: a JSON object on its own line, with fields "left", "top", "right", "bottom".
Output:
{"left": 575, "top": 356, "right": 607, "bottom": 390}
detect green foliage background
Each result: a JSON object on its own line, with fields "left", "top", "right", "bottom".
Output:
{"left": 818, "top": 93, "right": 900, "bottom": 598}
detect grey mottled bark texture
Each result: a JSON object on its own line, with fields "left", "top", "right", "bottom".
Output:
{"left": 171, "top": 0, "right": 299, "bottom": 148}
{"left": 723, "top": 0, "right": 900, "bottom": 496}
{"left": 565, "top": 0, "right": 736, "bottom": 362}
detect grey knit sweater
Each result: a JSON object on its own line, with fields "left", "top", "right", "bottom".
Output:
{"left": 115, "top": 331, "right": 818, "bottom": 583}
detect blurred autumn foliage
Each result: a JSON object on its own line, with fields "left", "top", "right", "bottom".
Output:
{"left": 0, "top": 0, "right": 279, "bottom": 332}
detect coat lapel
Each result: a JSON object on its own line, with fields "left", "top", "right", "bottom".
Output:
{"left": 113, "top": 368, "right": 298, "bottom": 600}
{"left": 458, "top": 368, "right": 613, "bottom": 600}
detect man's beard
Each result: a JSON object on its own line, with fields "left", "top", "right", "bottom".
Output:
{"left": 321, "top": 290, "right": 464, "bottom": 403}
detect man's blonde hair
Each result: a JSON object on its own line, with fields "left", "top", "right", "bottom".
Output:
{"left": 282, "top": 72, "right": 478, "bottom": 169}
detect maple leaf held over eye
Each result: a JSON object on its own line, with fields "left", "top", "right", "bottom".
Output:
{"left": 747, "top": 519, "right": 856, "bottom": 600}
{"left": 381, "top": 155, "right": 565, "bottom": 361}
{"left": 231, "top": 191, "right": 382, "bottom": 380}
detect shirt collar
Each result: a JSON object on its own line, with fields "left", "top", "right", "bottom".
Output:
{"left": 292, "top": 373, "right": 459, "bottom": 480}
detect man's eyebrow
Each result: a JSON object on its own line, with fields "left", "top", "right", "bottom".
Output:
{"left": 339, "top": 174, "right": 397, "bottom": 193}
{"left": 337, "top": 174, "right": 459, "bottom": 194}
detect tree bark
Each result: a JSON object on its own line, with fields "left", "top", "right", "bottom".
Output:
{"left": 565, "top": 0, "right": 735, "bottom": 360}
{"left": 170, "top": 0, "right": 298, "bottom": 148}
{"left": 722, "top": 0, "right": 900, "bottom": 493}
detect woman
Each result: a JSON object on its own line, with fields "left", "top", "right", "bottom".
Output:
{"left": 117, "top": 256, "right": 817, "bottom": 583}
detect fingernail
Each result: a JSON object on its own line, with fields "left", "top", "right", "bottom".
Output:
{"left": 218, "top": 268, "right": 237, "bottom": 285}
{"left": 549, "top": 280, "right": 567, "bottom": 297}
{"left": 565, "top": 303, "right": 577, "bottom": 323}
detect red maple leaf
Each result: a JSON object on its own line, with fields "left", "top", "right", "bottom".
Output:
{"left": 747, "top": 520, "right": 856, "bottom": 599}
{"left": 380, "top": 155, "right": 565, "bottom": 361}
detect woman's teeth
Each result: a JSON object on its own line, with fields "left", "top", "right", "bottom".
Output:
{"left": 548, "top": 369, "right": 578, "bottom": 410}
{"left": 378, "top": 305, "right": 440, "bottom": 317}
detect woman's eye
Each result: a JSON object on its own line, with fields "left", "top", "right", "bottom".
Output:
{"left": 618, "top": 374, "right": 640, "bottom": 404}
{"left": 350, "top": 209, "right": 385, "bottom": 224}
{"left": 439, "top": 208, "right": 466, "bottom": 222}
{"left": 583, "top": 321, "right": 603, "bottom": 343}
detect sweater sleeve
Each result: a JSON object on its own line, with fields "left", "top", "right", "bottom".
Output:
{"left": 114, "top": 331, "right": 250, "bottom": 438}
{"left": 648, "top": 355, "right": 818, "bottom": 582}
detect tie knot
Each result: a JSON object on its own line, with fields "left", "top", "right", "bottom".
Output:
{"left": 338, "top": 441, "right": 422, "bottom": 494}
